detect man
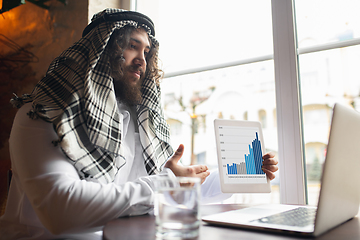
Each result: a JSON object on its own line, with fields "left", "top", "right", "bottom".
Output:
{"left": 0, "top": 9, "right": 278, "bottom": 239}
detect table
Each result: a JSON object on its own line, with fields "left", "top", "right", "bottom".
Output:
{"left": 103, "top": 204, "right": 360, "bottom": 240}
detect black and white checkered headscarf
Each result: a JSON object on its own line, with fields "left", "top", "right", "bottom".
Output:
{"left": 11, "top": 9, "right": 174, "bottom": 184}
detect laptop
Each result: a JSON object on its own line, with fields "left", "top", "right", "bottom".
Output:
{"left": 202, "top": 103, "right": 360, "bottom": 237}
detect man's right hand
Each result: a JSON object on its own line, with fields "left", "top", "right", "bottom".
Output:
{"left": 164, "top": 144, "right": 210, "bottom": 184}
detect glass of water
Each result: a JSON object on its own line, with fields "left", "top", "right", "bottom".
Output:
{"left": 154, "top": 176, "right": 201, "bottom": 239}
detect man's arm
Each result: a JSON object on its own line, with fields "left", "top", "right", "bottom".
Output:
{"left": 8, "top": 103, "right": 164, "bottom": 235}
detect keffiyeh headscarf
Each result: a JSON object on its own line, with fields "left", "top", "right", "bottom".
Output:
{"left": 11, "top": 8, "right": 174, "bottom": 184}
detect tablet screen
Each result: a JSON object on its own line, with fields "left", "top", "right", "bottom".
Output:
{"left": 214, "top": 119, "right": 271, "bottom": 193}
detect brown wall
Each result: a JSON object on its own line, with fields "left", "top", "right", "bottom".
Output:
{"left": 0, "top": 0, "right": 89, "bottom": 215}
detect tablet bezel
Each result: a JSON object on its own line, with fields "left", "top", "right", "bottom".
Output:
{"left": 214, "top": 119, "right": 271, "bottom": 193}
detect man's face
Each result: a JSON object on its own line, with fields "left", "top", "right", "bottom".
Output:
{"left": 112, "top": 28, "right": 151, "bottom": 105}
{"left": 122, "top": 28, "right": 151, "bottom": 86}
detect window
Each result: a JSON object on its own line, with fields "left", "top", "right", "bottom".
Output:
{"left": 134, "top": 0, "right": 360, "bottom": 205}
{"left": 258, "top": 109, "right": 267, "bottom": 128}
{"left": 295, "top": 0, "right": 360, "bottom": 205}
{"left": 137, "top": 0, "right": 278, "bottom": 204}
{"left": 167, "top": 119, "right": 182, "bottom": 136}
{"left": 243, "top": 111, "right": 248, "bottom": 121}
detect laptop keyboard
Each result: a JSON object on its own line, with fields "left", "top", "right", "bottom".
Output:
{"left": 252, "top": 207, "right": 316, "bottom": 227}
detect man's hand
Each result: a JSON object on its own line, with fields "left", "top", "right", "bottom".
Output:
{"left": 164, "top": 144, "right": 210, "bottom": 184}
{"left": 262, "top": 152, "right": 279, "bottom": 180}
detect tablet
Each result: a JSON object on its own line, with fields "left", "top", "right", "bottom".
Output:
{"left": 214, "top": 119, "right": 271, "bottom": 193}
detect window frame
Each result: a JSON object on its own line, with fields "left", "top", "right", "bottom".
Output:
{"left": 132, "top": 0, "right": 360, "bottom": 205}
{"left": 271, "top": 0, "right": 307, "bottom": 205}
{"left": 132, "top": 0, "right": 307, "bottom": 205}
{"left": 272, "top": 0, "right": 360, "bottom": 204}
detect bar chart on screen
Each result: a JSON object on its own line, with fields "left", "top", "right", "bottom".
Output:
{"left": 217, "top": 125, "right": 267, "bottom": 184}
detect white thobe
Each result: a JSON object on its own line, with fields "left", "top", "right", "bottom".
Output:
{"left": 0, "top": 102, "right": 228, "bottom": 240}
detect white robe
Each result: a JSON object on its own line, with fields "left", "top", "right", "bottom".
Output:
{"left": 0, "top": 103, "right": 228, "bottom": 240}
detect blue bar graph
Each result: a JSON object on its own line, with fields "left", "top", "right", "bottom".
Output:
{"left": 226, "top": 132, "right": 265, "bottom": 175}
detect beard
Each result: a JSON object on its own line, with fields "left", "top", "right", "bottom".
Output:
{"left": 112, "top": 65, "right": 144, "bottom": 106}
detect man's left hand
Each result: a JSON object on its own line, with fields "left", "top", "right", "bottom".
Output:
{"left": 262, "top": 152, "right": 279, "bottom": 180}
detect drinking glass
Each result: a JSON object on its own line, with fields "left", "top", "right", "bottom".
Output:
{"left": 154, "top": 176, "right": 201, "bottom": 239}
